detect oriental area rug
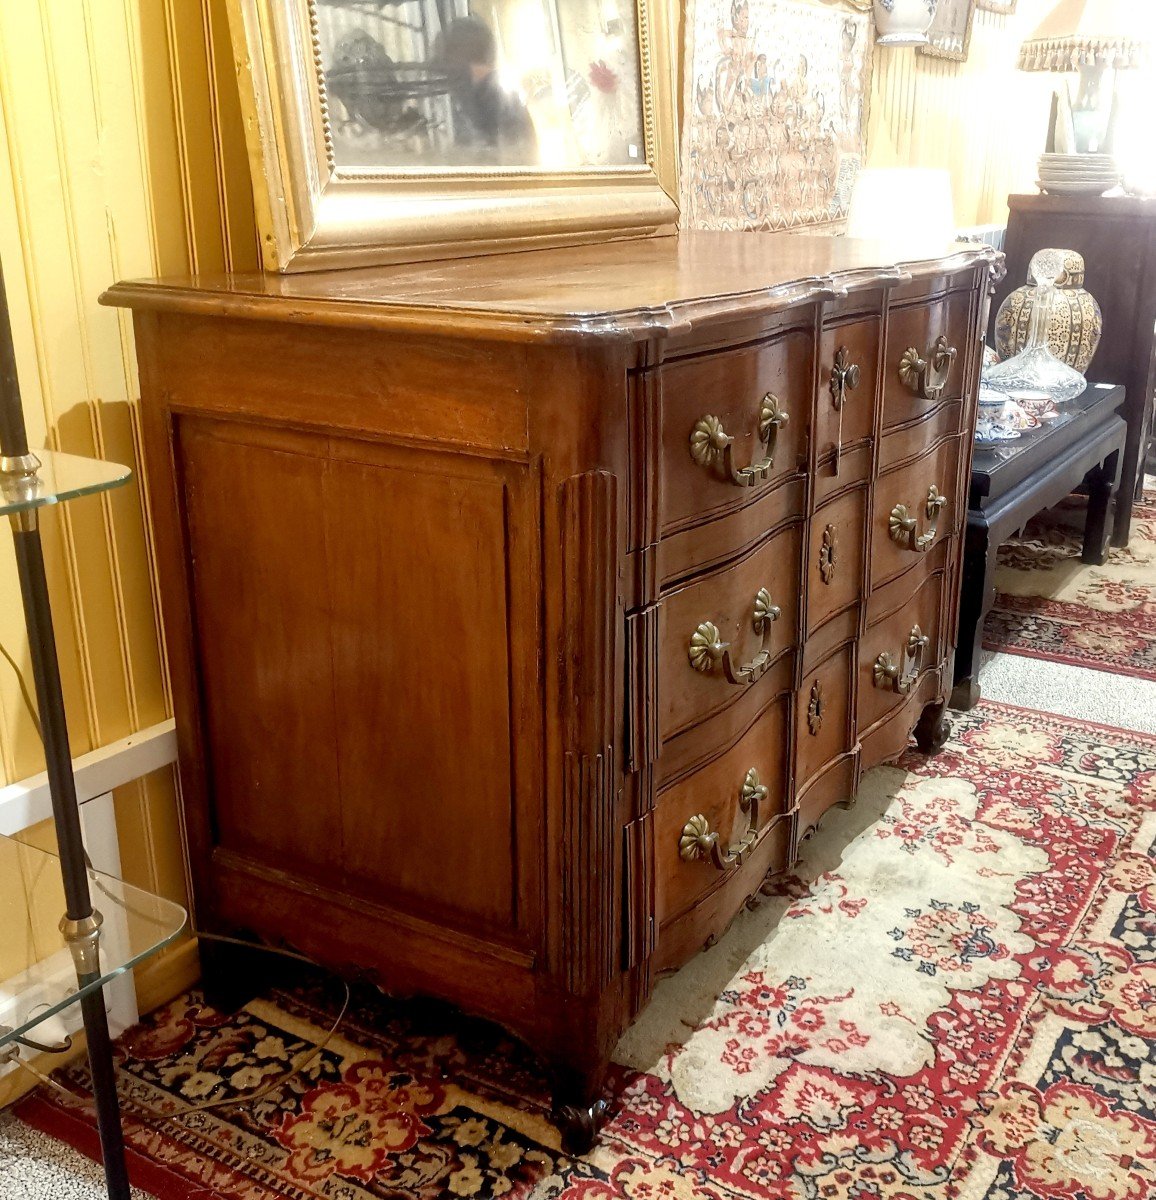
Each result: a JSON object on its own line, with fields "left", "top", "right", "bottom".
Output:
{"left": 15, "top": 703, "right": 1156, "bottom": 1200}
{"left": 983, "top": 489, "right": 1156, "bottom": 681}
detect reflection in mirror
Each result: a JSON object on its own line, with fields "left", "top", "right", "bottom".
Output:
{"left": 316, "top": 0, "right": 646, "bottom": 171}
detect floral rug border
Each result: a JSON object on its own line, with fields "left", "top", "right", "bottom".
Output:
{"left": 984, "top": 593, "right": 1156, "bottom": 682}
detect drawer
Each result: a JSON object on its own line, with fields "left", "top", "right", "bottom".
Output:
{"left": 655, "top": 816, "right": 792, "bottom": 974}
{"left": 659, "top": 651, "right": 793, "bottom": 786}
{"left": 660, "top": 520, "right": 802, "bottom": 742}
{"left": 659, "top": 329, "right": 813, "bottom": 535}
{"left": 878, "top": 401, "right": 963, "bottom": 475}
{"left": 871, "top": 435, "right": 963, "bottom": 589}
{"left": 859, "top": 669, "right": 943, "bottom": 769}
{"left": 883, "top": 292, "right": 972, "bottom": 429}
{"left": 816, "top": 317, "right": 880, "bottom": 465}
{"left": 795, "top": 642, "right": 854, "bottom": 789}
{"left": 808, "top": 485, "right": 867, "bottom": 633}
{"left": 797, "top": 753, "right": 857, "bottom": 844}
{"left": 859, "top": 564, "right": 946, "bottom": 736}
{"left": 658, "top": 477, "right": 806, "bottom": 590}
{"left": 655, "top": 694, "right": 791, "bottom": 934}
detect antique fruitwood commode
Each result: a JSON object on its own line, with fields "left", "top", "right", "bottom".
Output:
{"left": 105, "top": 233, "right": 1001, "bottom": 1149}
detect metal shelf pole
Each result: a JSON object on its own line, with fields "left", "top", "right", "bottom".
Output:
{"left": 0, "top": 262, "right": 131, "bottom": 1200}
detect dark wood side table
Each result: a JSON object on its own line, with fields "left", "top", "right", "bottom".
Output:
{"left": 951, "top": 382, "right": 1127, "bottom": 711}
{"left": 992, "top": 194, "right": 1156, "bottom": 546}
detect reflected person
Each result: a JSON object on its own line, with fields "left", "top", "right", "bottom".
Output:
{"left": 434, "top": 17, "right": 537, "bottom": 158}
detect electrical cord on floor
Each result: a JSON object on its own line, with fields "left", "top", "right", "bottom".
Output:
{"left": 10, "top": 1031, "right": 73, "bottom": 1055}
{"left": 141, "top": 932, "right": 352, "bottom": 1125}
{"left": 0, "top": 1018, "right": 74, "bottom": 1096}
{"left": 9, "top": 931, "right": 351, "bottom": 1127}
{"left": 81, "top": 833, "right": 354, "bottom": 1121}
{"left": 0, "top": 641, "right": 351, "bottom": 1124}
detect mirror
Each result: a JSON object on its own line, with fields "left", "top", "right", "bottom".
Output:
{"left": 317, "top": 0, "right": 647, "bottom": 171}
{"left": 227, "top": 0, "right": 677, "bottom": 270}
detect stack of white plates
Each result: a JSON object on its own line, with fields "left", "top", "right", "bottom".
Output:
{"left": 1037, "top": 153, "right": 1120, "bottom": 195}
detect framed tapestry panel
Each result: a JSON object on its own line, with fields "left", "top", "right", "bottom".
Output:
{"left": 919, "top": 0, "right": 977, "bottom": 61}
{"left": 680, "top": 0, "right": 873, "bottom": 233}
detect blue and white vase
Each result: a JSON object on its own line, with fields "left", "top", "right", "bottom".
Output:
{"left": 874, "top": 0, "right": 937, "bottom": 46}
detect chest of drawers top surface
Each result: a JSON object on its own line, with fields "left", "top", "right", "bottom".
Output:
{"left": 104, "top": 231, "right": 998, "bottom": 343}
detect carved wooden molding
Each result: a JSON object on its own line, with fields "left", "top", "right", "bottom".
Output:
{"left": 622, "top": 809, "right": 654, "bottom": 971}
{"left": 625, "top": 604, "right": 659, "bottom": 773}
{"left": 559, "top": 471, "right": 619, "bottom": 996}
{"left": 562, "top": 748, "right": 616, "bottom": 995}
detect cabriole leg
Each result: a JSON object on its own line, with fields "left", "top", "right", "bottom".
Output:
{"left": 915, "top": 699, "right": 951, "bottom": 754}
{"left": 552, "top": 1061, "right": 610, "bottom": 1156}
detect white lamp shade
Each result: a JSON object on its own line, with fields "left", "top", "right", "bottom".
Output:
{"left": 846, "top": 168, "right": 956, "bottom": 246}
{"left": 1019, "top": 0, "right": 1153, "bottom": 71}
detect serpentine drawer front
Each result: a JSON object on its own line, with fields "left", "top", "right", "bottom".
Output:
{"left": 816, "top": 317, "right": 881, "bottom": 474}
{"left": 796, "top": 642, "right": 855, "bottom": 790}
{"left": 871, "top": 435, "right": 965, "bottom": 588}
{"left": 884, "top": 289, "right": 972, "bottom": 427}
{"left": 654, "top": 694, "right": 791, "bottom": 941}
{"left": 660, "top": 326, "right": 813, "bottom": 534}
{"left": 659, "top": 519, "right": 802, "bottom": 742}
{"left": 106, "top": 233, "right": 1000, "bottom": 1152}
{"left": 808, "top": 485, "right": 867, "bottom": 633}
{"left": 859, "top": 564, "right": 948, "bottom": 736}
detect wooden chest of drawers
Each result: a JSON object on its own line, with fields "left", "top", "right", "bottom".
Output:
{"left": 106, "top": 232, "right": 1001, "bottom": 1150}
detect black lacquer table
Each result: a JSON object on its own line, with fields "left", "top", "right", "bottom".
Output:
{"left": 951, "top": 382, "right": 1127, "bottom": 711}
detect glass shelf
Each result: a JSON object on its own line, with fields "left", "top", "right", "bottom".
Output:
{"left": 0, "top": 833, "right": 187, "bottom": 1048}
{"left": 0, "top": 449, "right": 131, "bottom": 517}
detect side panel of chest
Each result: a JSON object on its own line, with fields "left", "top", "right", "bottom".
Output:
{"left": 177, "top": 419, "right": 542, "bottom": 941}
{"left": 137, "top": 311, "right": 631, "bottom": 1047}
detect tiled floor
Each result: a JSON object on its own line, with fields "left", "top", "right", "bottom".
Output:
{"left": 0, "top": 1109, "right": 149, "bottom": 1199}
{"left": 979, "top": 649, "right": 1156, "bottom": 735}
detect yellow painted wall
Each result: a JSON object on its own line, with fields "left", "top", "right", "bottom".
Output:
{"left": 868, "top": 2, "right": 1057, "bottom": 228}
{"left": 0, "top": 0, "right": 255, "bottom": 1079}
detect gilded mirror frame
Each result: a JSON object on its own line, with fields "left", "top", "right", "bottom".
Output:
{"left": 227, "top": 0, "right": 680, "bottom": 271}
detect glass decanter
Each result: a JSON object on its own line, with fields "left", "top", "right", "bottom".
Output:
{"left": 983, "top": 248, "right": 1087, "bottom": 403}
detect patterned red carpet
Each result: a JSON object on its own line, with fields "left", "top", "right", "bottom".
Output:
{"left": 15, "top": 703, "right": 1156, "bottom": 1199}
{"left": 983, "top": 490, "right": 1156, "bottom": 680}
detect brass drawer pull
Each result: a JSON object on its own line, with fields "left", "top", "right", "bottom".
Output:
{"left": 688, "top": 588, "right": 781, "bottom": 685}
{"left": 873, "top": 625, "right": 931, "bottom": 694}
{"left": 889, "top": 485, "right": 947, "bottom": 553}
{"left": 899, "top": 335, "right": 957, "bottom": 401}
{"left": 689, "top": 393, "right": 789, "bottom": 487}
{"left": 679, "top": 768, "right": 767, "bottom": 870}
